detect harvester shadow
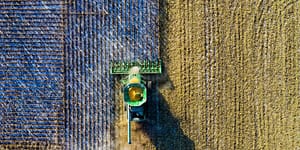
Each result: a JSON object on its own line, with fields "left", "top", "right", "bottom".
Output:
{"left": 138, "top": 0, "right": 194, "bottom": 149}
{"left": 139, "top": 85, "right": 195, "bottom": 150}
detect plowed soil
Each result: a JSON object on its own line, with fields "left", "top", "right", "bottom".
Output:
{"left": 114, "top": 1, "right": 300, "bottom": 150}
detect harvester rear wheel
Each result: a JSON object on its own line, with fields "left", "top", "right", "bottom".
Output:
{"left": 124, "top": 103, "right": 127, "bottom": 111}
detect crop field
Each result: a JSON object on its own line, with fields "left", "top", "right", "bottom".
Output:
{"left": 0, "top": 0, "right": 299, "bottom": 150}
{"left": 117, "top": 0, "right": 300, "bottom": 149}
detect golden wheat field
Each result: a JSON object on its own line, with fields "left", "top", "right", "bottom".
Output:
{"left": 114, "top": 1, "right": 300, "bottom": 149}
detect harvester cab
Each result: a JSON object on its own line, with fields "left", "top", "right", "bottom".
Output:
{"left": 110, "top": 60, "right": 162, "bottom": 144}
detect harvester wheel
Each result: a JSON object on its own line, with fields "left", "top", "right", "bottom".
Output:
{"left": 124, "top": 104, "right": 127, "bottom": 111}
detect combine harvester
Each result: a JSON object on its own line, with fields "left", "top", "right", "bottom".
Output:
{"left": 110, "top": 60, "right": 162, "bottom": 144}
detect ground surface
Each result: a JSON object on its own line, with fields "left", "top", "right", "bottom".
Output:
{"left": 0, "top": 0, "right": 299, "bottom": 150}
{"left": 115, "top": 0, "right": 300, "bottom": 149}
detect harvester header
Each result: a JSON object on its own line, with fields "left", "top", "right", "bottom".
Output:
{"left": 110, "top": 60, "right": 162, "bottom": 75}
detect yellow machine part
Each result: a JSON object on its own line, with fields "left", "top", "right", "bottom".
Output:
{"left": 128, "top": 87, "right": 143, "bottom": 101}
{"left": 129, "top": 77, "right": 140, "bottom": 84}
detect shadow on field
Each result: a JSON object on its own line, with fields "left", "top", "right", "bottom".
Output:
{"left": 138, "top": 0, "right": 194, "bottom": 149}
{"left": 140, "top": 84, "right": 195, "bottom": 150}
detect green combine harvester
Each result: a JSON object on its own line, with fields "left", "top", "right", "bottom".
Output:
{"left": 110, "top": 60, "right": 162, "bottom": 144}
